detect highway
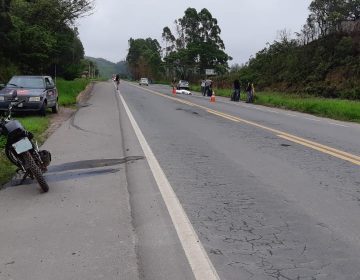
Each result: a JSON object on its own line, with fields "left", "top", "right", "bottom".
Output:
{"left": 0, "top": 80, "right": 359, "bottom": 280}
{"left": 120, "top": 81, "right": 360, "bottom": 280}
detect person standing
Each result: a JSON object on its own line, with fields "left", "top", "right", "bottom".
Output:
{"left": 115, "top": 74, "right": 120, "bottom": 90}
{"left": 207, "top": 80, "right": 213, "bottom": 96}
{"left": 250, "top": 83, "right": 255, "bottom": 103}
{"left": 232, "top": 79, "right": 241, "bottom": 102}
{"left": 201, "top": 80, "right": 206, "bottom": 96}
{"left": 246, "top": 82, "right": 252, "bottom": 103}
{"left": 172, "top": 77, "right": 177, "bottom": 90}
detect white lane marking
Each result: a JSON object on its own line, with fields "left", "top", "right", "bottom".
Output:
{"left": 118, "top": 91, "right": 220, "bottom": 280}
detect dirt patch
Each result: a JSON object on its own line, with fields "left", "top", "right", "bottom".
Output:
{"left": 42, "top": 82, "right": 95, "bottom": 139}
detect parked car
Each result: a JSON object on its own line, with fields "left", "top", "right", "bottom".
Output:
{"left": 0, "top": 75, "right": 58, "bottom": 116}
{"left": 139, "top": 78, "right": 149, "bottom": 86}
{"left": 177, "top": 80, "right": 189, "bottom": 90}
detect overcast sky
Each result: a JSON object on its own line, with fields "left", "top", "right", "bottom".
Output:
{"left": 77, "top": 0, "right": 312, "bottom": 66}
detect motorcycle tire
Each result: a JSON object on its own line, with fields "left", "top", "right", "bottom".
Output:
{"left": 23, "top": 152, "right": 49, "bottom": 192}
{"left": 5, "top": 147, "right": 20, "bottom": 166}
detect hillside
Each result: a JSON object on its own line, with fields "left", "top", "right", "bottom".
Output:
{"left": 85, "top": 57, "right": 130, "bottom": 79}
{"left": 215, "top": 31, "right": 360, "bottom": 100}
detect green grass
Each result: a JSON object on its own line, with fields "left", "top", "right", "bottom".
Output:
{"left": 190, "top": 85, "right": 360, "bottom": 123}
{"left": 0, "top": 78, "right": 93, "bottom": 186}
{"left": 56, "top": 78, "right": 90, "bottom": 106}
{"left": 255, "top": 92, "right": 360, "bottom": 123}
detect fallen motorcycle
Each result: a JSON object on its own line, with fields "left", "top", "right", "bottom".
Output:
{"left": 0, "top": 90, "right": 51, "bottom": 192}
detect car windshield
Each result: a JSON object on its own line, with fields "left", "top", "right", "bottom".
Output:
{"left": 7, "top": 76, "right": 44, "bottom": 89}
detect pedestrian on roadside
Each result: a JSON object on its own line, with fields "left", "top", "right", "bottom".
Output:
{"left": 232, "top": 79, "right": 241, "bottom": 102}
{"left": 251, "top": 83, "right": 255, "bottom": 103}
{"left": 201, "top": 80, "right": 206, "bottom": 96}
{"left": 172, "top": 77, "right": 176, "bottom": 90}
{"left": 115, "top": 74, "right": 120, "bottom": 90}
{"left": 207, "top": 80, "right": 213, "bottom": 97}
{"left": 246, "top": 82, "right": 253, "bottom": 103}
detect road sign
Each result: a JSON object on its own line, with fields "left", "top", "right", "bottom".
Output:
{"left": 205, "top": 69, "right": 216, "bottom": 76}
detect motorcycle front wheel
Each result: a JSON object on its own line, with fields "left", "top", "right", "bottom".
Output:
{"left": 22, "top": 152, "right": 49, "bottom": 192}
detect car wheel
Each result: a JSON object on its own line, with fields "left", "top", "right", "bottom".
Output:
{"left": 52, "top": 100, "right": 59, "bottom": 114}
{"left": 39, "top": 102, "right": 47, "bottom": 116}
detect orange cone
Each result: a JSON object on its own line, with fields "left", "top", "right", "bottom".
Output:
{"left": 210, "top": 91, "right": 216, "bottom": 102}
{"left": 172, "top": 87, "right": 176, "bottom": 95}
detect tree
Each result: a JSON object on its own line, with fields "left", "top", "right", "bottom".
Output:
{"left": 126, "top": 38, "right": 162, "bottom": 79}
{"left": 162, "top": 7, "right": 230, "bottom": 79}
{"left": 346, "top": 0, "right": 360, "bottom": 20}
{"left": 0, "top": 0, "right": 15, "bottom": 80}
{"left": 305, "top": 0, "right": 360, "bottom": 38}
{"left": 0, "top": 0, "right": 93, "bottom": 80}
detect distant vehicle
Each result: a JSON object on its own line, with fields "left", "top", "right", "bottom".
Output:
{"left": 0, "top": 75, "right": 59, "bottom": 116}
{"left": 139, "top": 78, "right": 149, "bottom": 86}
{"left": 177, "top": 80, "right": 189, "bottom": 90}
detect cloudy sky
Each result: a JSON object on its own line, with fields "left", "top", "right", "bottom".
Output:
{"left": 77, "top": 0, "right": 312, "bottom": 66}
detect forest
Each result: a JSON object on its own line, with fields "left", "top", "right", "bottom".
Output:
{"left": 0, "top": 0, "right": 96, "bottom": 82}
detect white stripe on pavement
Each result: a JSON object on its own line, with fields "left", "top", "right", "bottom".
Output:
{"left": 118, "top": 90, "right": 220, "bottom": 280}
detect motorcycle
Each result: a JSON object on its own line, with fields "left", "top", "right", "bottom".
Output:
{"left": 0, "top": 90, "right": 51, "bottom": 192}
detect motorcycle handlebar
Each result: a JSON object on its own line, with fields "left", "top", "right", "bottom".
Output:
{"left": 8, "top": 99, "right": 25, "bottom": 110}
{"left": 13, "top": 100, "right": 25, "bottom": 107}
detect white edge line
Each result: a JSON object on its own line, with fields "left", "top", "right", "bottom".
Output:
{"left": 118, "top": 91, "right": 220, "bottom": 280}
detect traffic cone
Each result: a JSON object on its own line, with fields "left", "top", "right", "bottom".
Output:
{"left": 172, "top": 87, "right": 176, "bottom": 95}
{"left": 210, "top": 91, "right": 216, "bottom": 102}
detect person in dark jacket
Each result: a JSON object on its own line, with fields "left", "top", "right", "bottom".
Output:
{"left": 115, "top": 74, "right": 120, "bottom": 90}
{"left": 232, "top": 79, "right": 241, "bottom": 101}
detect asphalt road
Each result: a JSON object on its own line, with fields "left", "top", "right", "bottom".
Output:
{"left": 0, "top": 81, "right": 360, "bottom": 280}
{"left": 119, "top": 82, "right": 360, "bottom": 280}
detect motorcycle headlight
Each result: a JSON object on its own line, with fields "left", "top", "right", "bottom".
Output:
{"left": 29, "top": 96, "right": 41, "bottom": 102}
{"left": 0, "top": 96, "right": 4, "bottom": 101}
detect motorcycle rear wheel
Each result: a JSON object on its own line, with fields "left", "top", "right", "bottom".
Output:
{"left": 23, "top": 152, "right": 49, "bottom": 192}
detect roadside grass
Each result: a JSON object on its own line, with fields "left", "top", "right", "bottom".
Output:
{"left": 255, "top": 92, "right": 360, "bottom": 123}
{"left": 189, "top": 85, "right": 360, "bottom": 123}
{"left": 0, "top": 78, "right": 92, "bottom": 186}
{"left": 56, "top": 78, "right": 90, "bottom": 106}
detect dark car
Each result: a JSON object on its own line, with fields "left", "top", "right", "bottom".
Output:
{"left": 177, "top": 80, "right": 189, "bottom": 90}
{"left": 0, "top": 75, "right": 59, "bottom": 116}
